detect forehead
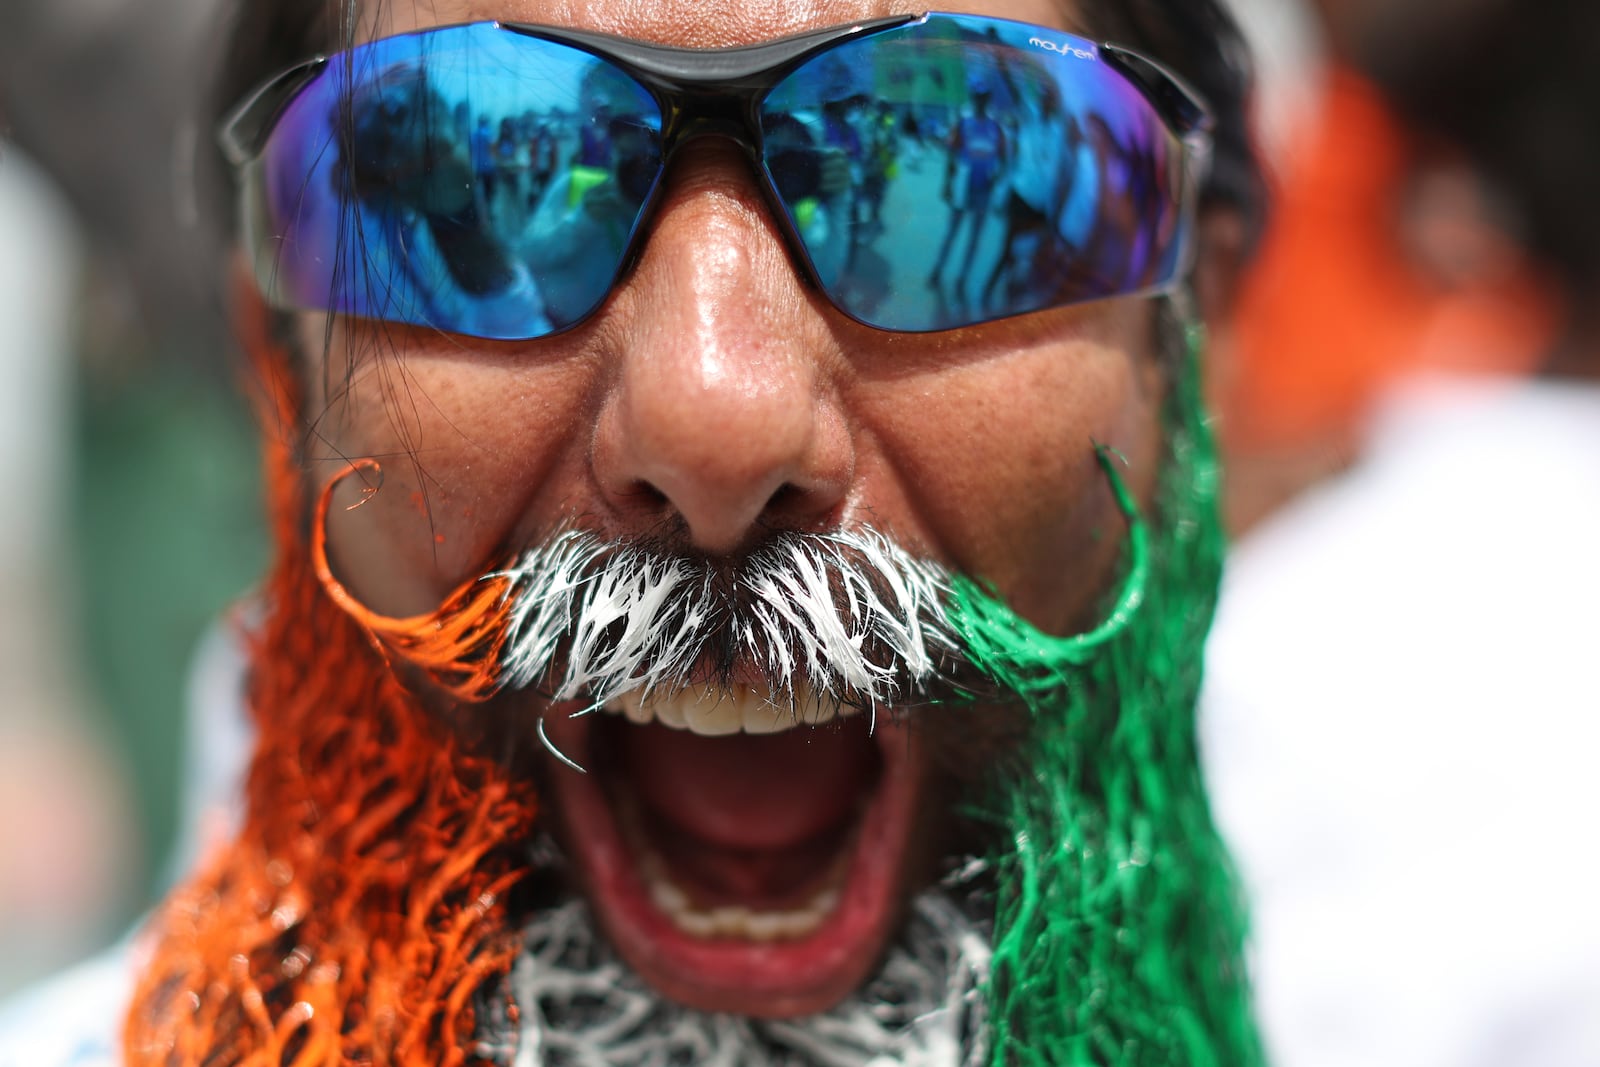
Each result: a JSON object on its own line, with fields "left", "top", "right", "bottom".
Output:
{"left": 363, "top": 0, "right": 1086, "bottom": 47}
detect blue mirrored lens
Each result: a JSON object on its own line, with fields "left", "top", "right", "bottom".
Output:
{"left": 761, "top": 14, "right": 1195, "bottom": 332}
{"left": 251, "top": 23, "right": 663, "bottom": 339}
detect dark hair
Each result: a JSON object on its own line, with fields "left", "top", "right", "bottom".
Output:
{"left": 1079, "top": 0, "right": 1266, "bottom": 250}
{"left": 209, "top": 0, "right": 1265, "bottom": 250}
{"left": 1360, "top": 0, "right": 1600, "bottom": 299}
{"left": 213, "top": 0, "right": 332, "bottom": 126}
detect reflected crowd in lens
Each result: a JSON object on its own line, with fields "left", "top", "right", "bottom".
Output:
{"left": 251, "top": 17, "right": 1196, "bottom": 338}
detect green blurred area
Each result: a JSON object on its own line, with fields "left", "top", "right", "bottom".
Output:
{"left": 72, "top": 362, "right": 266, "bottom": 911}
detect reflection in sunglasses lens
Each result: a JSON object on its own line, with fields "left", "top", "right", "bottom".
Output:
{"left": 245, "top": 16, "right": 1193, "bottom": 340}
{"left": 761, "top": 15, "right": 1192, "bottom": 332}
{"left": 253, "top": 24, "right": 665, "bottom": 340}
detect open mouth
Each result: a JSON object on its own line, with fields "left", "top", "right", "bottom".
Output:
{"left": 539, "top": 684, "right": 926, "bottom": 1018}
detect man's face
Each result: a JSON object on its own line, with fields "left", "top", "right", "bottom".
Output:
{"left": 299, "top": 0, "right": 1166, "bottom": 1021}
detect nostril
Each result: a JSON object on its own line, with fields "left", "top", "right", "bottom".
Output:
{"left": 756, "top": 482, "right": 841, "bottom": 536}
{"left": 616, "top": 480, "right": 838, "bottom": 545}
{"left": 766, "top": 483, "right": 802, "bottom": 511}
{"left": 613, "top": 480, "right": 672, "bottom": 518}
{"left": 761, "top": 483, "right": 807, "bottom": 523}
{"left": 628, "top": 481, "right": 670, "bottom": 504}
{"left": 604, "top": 475, "right": 842, "bottom": 553}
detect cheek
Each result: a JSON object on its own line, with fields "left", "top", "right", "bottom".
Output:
{"left": 854, "top": 307, "right": 1162, "bottom": 635}
{"left": 302, "top": 317, "right": 600, "bottom": 615}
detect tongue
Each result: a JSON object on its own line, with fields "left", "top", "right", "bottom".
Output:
{"left": 611, "top": 717, "right": 880, "bottom": 852}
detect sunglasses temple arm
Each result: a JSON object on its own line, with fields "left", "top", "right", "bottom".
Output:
{"left": 1098, "top": 44, "right": 1214, "bottom": 139}
{"left": 219, "top": 57, "right": 330, "bottom": 166}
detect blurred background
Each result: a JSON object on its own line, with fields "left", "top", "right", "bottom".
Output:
{"left": 0, "top": 0, "right": 265, "bottom": 998}
{"left": 0, "top": 0, "right": 1594, "bottom": 1060}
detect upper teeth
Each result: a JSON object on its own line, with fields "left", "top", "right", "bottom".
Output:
{"left": 605, "top": 685, "right": 862, "bottom": 737}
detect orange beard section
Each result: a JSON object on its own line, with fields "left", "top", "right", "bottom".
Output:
{"left": 123, "top": 330, "right": 540, "bottom": 1067}
{"left": 312, "top": 457, "right": 518, "bottom": 706}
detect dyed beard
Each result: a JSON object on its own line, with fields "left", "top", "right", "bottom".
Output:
{"left": 127, "top": 322, "right": 1259, "bottom": 1067}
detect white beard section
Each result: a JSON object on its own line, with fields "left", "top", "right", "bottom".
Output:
{"left": 493, "top": 890, "right": 992, "bottom": 1067}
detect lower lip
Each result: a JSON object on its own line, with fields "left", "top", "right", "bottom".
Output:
{"left": 543, "top": 709, "right": 922, "bottom": 1018}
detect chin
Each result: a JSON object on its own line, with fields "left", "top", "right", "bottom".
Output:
{"left": 537, "top": 682, "right": 933, "bottom": 1018}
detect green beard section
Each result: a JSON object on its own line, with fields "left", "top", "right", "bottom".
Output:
{"left": 950, "top": 325, "right": 1262, "bottom": 1067}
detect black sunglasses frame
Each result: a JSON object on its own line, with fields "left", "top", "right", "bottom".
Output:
{"left": 220, "top": 12, "right": 1216, "bottom": 335}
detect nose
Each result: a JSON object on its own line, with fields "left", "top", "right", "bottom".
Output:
{"left": 590, "top": 145, "right": 854, "bottom": 555}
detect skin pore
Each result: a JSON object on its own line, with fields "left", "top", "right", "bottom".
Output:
{"left": 277, "top": 0, "right": 1181, "bottom": 1021}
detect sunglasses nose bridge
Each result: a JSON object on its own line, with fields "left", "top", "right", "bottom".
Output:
{"left": 653, "top": 108, "right": 770, "bottom": 217}
{"left": 656, "top": 83, "right": 763, "bottom": 155}
{"left": 649, "top": 113, "right": 831, "bottom": 312}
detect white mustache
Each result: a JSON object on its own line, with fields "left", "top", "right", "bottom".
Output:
{"left": 490, "top": 527, "right": 966, "bottom": 715}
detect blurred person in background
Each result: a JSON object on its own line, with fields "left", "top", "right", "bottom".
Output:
{"left": 0, "top": 133, "right": 139, "bottom": 1003}
{"left": 0, "top": 0, "right": 266, "bottom": 1002}
{"left": 1204, "top": 0, "right": 1600, "bottom": 1063}
{"left": 1215, "top": 0, "right": 1558, "bottom": 533}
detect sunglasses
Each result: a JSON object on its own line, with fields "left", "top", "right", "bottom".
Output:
{"left": 222, "top": 12, "right": 1213, "bottom": 340}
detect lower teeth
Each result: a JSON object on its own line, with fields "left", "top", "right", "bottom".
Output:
{"left": 640, "top": 849, "right": 844, "bottom": 942}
